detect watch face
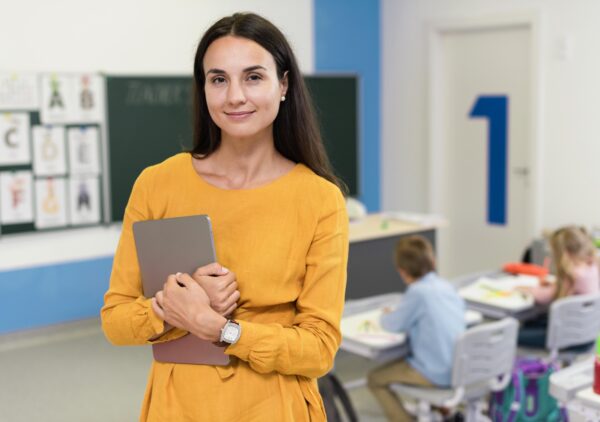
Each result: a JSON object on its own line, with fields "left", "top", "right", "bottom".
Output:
{"left": 223, "top": 324, "right": 239, "bottom": 342}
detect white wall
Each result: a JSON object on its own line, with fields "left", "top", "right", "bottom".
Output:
{"left": 382, "top": 0, "right": 600, "bottom": 233}
{"left": 3, "top": 0, "right": 314, "bottom": 74}
{"left": 0, "top": 0, "right": 313, "bottom": 270}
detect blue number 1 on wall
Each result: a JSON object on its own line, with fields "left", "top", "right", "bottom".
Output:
{"left": 469, "top": 95, "right": 508, "bottom": 225}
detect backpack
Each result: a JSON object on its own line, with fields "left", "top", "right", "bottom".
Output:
{"left": 489, "top": 357, "right": 568, "bottom": 422}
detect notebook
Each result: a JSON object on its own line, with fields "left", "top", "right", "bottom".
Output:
{"left": 133, "top": 214, "right": 229, "bottom": 365}
{"left": 459, "top": 276, "right": 535, "bottom": 311}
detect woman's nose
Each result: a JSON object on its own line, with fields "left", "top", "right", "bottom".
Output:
{"left": 226, "top": 80, "right": 247, "bottom": 105}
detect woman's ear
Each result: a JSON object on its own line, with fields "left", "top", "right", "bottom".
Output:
{"left": 280, "top": 70, "right": 289, "bottom": 97}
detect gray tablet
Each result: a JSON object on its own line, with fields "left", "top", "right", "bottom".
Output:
{"left": 133, "top": 214, "right": 229, "bottom": 365}
{"left": 133, "top": 214, "right": 217, "bottom": 298}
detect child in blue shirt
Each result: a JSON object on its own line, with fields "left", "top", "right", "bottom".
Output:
{"left": 368, "top": 235, "right": 465, "bottom": 421}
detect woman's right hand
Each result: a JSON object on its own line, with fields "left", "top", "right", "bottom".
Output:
{"left": 192, "top": 262, "right": 240, "bottom": 316}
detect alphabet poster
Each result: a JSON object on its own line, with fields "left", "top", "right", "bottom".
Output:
{"left": 67, "top": 126, "right": 100, "bottom": 175}
{"left": 32, "top": 125, "right": 67, "bottom": 176}
{"left": 40, "top": 73, "right": 104, "bottom": 124}
{"left": 40, "top": 74, "right": 74, "bottom": 124}
{"left": 0, "top": 73, "right": 39, "bottom": 110}
{"left": 0, "top": 113, "right": 31, "bottom": 166}
{"left": 68, "top": 176, "right": 100, "bottom": 225}
{"left": 34, "top": 177, "right": 67, "bottom": 228}
{"left": 0, "top": 171, "right": 34, "bottom": 224}
{"left": 75, "top": 74, "right": 104, "bottom": 123}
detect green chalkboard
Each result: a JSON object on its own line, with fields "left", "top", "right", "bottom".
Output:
{"left": 106, "top": 75, "right": 358, "bottom": 221}
{"left": 305, "top": 75, "right": 358, "bottom": 197}
{"left": 106, "top": 76, "right": 193, "bottom": 221}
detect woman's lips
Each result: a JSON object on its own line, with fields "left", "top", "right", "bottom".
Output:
{"left": 225, "top": 110, "right": 255, "bottom": 120}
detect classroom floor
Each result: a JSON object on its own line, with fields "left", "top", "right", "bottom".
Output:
{"left": 0, "top": 319, "right": 386, "bottom": 422}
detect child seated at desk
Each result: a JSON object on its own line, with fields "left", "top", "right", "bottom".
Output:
{"left": 517, "top": 225, "right": 600, "bottom": 348}
{"left": 367, "top": 235, "right": 465, "bottom": 422}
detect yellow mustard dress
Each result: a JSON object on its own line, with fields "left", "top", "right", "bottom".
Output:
{"left": 101, "top": 153, "right": 349, "bottom": 421}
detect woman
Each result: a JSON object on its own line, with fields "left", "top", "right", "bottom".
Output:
{"left": 101, "top": 12, "right": 349, "bottom": 421}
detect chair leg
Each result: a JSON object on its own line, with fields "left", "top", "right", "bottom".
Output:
{"left": 465, "top": 399, "right": 491, "bottom": 422}
{"left": 417, "top": 400, "right": 433, "bottom": 422}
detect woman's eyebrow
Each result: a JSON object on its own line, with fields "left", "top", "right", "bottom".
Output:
{"left": 243, "top": 65, "right": 267, "bottom": 72}
{"left": 206, "top": 68, "right": 226, "bottom": 75}
{"left": 206, "top": 65, "right": 267, "bottom": 75}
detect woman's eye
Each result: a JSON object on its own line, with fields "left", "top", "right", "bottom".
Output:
{"left": 211, "top": 76, "right": 226, "bottom": 84}
{"left": 247, "top": 74, "right": 262, "bottom": 82}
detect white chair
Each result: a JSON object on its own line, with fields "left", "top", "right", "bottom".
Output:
{"left": 546, "top": 293, "right": 600, "bottom": 363}
{"left": 391, "top": 318, "right": 519, "bottom": 422}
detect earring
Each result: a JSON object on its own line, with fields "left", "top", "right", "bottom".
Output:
{"left": 281, "top": 95, "right": 286, "bottom": 102}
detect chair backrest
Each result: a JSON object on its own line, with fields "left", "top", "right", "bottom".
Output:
{"left": 451, "top": 318, "right": 518, "bottom": 388}
{"left": 546, "top": 293, "right": 600, "bottom": 353}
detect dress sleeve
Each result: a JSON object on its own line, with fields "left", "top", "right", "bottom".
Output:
{"left": 101, "top": 168, "right": 186, "bottom": 345}
{"left": 225, "top": 188, "right": 349, "bottom": 378}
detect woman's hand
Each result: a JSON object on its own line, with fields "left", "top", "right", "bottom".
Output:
{"left": 152, "top": 272, "right": 226, "bottom": 342}
{"left": 192, "top": 262, "right": 241, "bottom": 316}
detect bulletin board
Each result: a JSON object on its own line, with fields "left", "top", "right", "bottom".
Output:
{"left": 0, "top": 73, "right": 106, "bottom": 235}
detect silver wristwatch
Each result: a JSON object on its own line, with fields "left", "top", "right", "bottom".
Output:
{"left": 219, "top": 319, "right": 241, "bottom": 345}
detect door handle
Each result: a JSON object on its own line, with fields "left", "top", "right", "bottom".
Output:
{"left": 512, "top": 166, "right": 529, "bottom": 176}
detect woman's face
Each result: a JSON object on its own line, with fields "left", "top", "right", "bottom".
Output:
{"left": 203, "top": 35, "right": 287, "bottom": 141}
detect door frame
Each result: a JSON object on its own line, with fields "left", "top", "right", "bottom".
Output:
{"left": 427, "top": 13, "right": 543, "bottom": 238}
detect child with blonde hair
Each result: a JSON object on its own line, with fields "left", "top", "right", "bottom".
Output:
{"left": 518, "top": 226, "right": 600, "bottom": 347}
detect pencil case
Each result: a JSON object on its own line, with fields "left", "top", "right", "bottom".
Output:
{"left": 502, "top": 262, "right": 548, "bottom": 278}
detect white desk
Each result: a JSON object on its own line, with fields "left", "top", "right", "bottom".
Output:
{"left": 348, "top": 213, "right": 440, "bottom": 244}
{"left": 549, "top": 356, "right": 594, "bottom": 402}
{"left": 576, "top": 388, "right": 600, "bottom": 411}
{"left": 340, "top": 293, "right": 483, "bottom": 362}
{"left": 341, "top": 293, "right": 408, "bottom": 363}
{"left": 549, "top": 357, "right": 600, "bottom": 421}
{"left": 452, "top": 270, "right": 545, "bottom": 321}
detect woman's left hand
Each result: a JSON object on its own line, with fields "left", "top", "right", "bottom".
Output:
{"left": 152, "top": 272, "right": 226, "bottom": 342}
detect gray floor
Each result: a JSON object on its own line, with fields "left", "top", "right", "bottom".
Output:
{"left": 0, "top": 319, "right": 386, "bottom": 422}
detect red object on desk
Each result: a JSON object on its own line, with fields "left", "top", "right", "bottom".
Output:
{"left": 595, "top": 337, "right": 600, "bottom": 395}
{"left": 594, "top": 357, "right": 600, "bottom": 395}
{"left": 502, "top": 262, "right": 549, "bottom": 278}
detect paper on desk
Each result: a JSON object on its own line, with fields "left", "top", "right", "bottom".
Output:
{"left": 381, "top": 211, "right": 448, "bottom": 227}
{"left": 459, "top": 277, "right": 535, "bottom": 310}
{"left": 490, "top": 274, "right": 540, "bottom": 289}
{"left": 341, "top": 309, "right": 406, "bottom": 349}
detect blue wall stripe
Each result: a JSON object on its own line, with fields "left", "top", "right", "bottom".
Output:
{"left": 0, "top": 257, "right": 113, "bottom": 334}
{"left": 314, "top": 0, "right": 381, "bottom": 212}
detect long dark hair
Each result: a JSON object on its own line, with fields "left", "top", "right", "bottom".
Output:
{"left": 190, "top": 12, "right": 346, "bottom": 193}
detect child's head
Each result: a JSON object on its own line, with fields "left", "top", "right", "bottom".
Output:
{"left": 549, "top": 225, "right": 597, "bottom": 295}
{"left": 550, "top": 226, "right": 596, "bottom": 266}
{"left": 394, "top": 235, "right": 436, "bottom": 283}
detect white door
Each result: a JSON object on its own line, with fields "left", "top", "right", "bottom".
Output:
{"left": 432, "top": 24, "right": 533, "bottom": 278}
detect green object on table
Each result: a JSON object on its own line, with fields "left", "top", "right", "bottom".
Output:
{"left": 380, "top": 219, "right": 389, "bottom": 230}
